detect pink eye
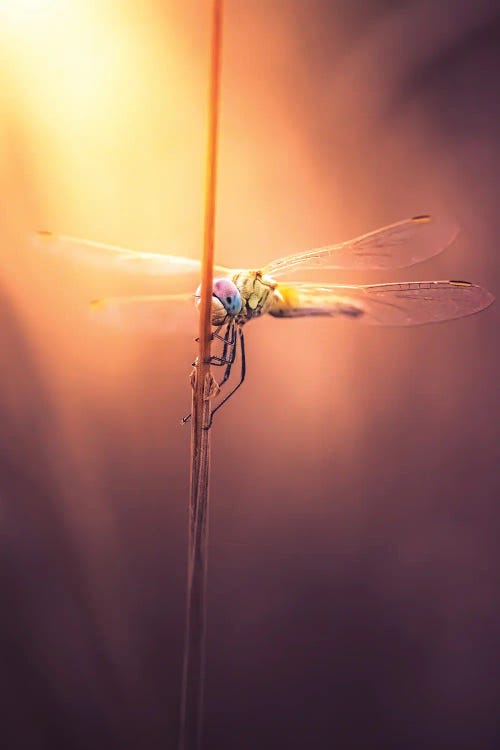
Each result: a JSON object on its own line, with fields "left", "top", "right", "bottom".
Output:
{"left": 212, "top": 278, "right": 242, "bottom": 316}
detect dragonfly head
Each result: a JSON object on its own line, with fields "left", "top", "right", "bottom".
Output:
{"left": 194, "top": 278, "right": 243, "bottom": 325}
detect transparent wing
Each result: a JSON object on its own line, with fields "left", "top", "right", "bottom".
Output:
{"left": 34, "top": 231, "right": 232, "bottom": 279}
{"left": 263, "top": 215, "right": 458, "bottom": 277}
{"left": 88, "top": 293, "right": 196, "bottom": 333}
{"left": 270, "top": 280, "right": 494, "bottom": 326}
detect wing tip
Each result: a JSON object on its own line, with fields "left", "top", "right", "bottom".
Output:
{"left": 450, "top": 280, "right": 495, "bottom": 311}
{"left": 412, "top": 213, "right": 460, "bottom": 250}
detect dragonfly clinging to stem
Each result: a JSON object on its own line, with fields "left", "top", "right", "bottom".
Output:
{"left": 35, "top": 215, "right": 494, "bottom": 426}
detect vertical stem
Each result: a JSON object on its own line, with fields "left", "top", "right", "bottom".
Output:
{"left": 178, "top": 2, "right": 224, "bottom": 749}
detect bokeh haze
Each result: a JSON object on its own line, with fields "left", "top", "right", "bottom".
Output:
{"left": 0, "top": 1, "right": 498, "bottom": 748}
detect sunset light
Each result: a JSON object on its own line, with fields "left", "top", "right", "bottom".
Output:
{"left": 0, "top": 0, "right": 58, "bottom": 24}
{"left": 0, "top": 3, "right": 497, "bottom": 750}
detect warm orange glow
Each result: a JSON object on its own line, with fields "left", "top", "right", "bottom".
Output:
{"left": 0, "top": 0, "right": 55, "bottom": 16}
{"left": 0, "top": 1, "right": 495, "bottom": 513}
{"left": 0, "top": 5, "right": 497, "bottom": 747}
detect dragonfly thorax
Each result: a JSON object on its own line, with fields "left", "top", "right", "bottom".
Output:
{"left": 232, "top": 270, "right": 277, "bottom": 323}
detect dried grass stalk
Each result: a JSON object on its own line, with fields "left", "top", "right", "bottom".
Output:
{"left": 178, "top": 2, "right": 224, "bottom": 749}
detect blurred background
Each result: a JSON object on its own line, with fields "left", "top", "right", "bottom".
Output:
{"left": 0, "top": 1, "right": 498, "bottom": 748}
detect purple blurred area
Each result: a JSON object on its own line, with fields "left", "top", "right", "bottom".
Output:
{"left": 0, "top": 1, "right": 499, "bottom": 748}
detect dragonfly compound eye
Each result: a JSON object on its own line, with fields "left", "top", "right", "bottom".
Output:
{"left": 213, "top": 278, "right": 243, "bottom": 317}
{"left": 194, "top": 278, "right": 242, "bottom": 325}
{"left": 210, "top": 296, "right": 228, "bottom": 326}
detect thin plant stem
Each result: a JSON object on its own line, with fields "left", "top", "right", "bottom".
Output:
{"left": 178, "top": 2, "right": 224, "bottom": 749}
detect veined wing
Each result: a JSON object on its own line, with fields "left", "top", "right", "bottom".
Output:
{"left": 263, "top": 215, "right": 458, "bottom": 277}
{"left": 34, "top": 231, "right": 231, "bottom": 279}
{"left": 88, "top": 293, "right": 196, "bottom": 333}
{"left": 270, "top": 280, "right": 494, "bottom": 326}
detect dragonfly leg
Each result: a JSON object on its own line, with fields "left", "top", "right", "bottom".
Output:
{"left": 210, "top": 324, "right": 231, "bottom": 343}
{"left": 192, "top": 321, "right": 237, "bottom": 366}
{"left": 206, "top": 320, "right": 237, "bottom": 367}
{"left": 210, "top": 321, "right": 237, "bottom": 388}
{"left": 182, "top": 322, "right": 238, "bottom": 425}
{"left": 190, "top": 322, "right": 237, "bottom": 367}
{"left": 194, "top": 322, "right": 225, "bottom": 344}
{"left": 204, "top": 326, "right": 246, "bottom": 430}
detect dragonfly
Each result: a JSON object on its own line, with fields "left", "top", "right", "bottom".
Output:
{"left": 35, "top": 214, "right": 494, "bottom": 426}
